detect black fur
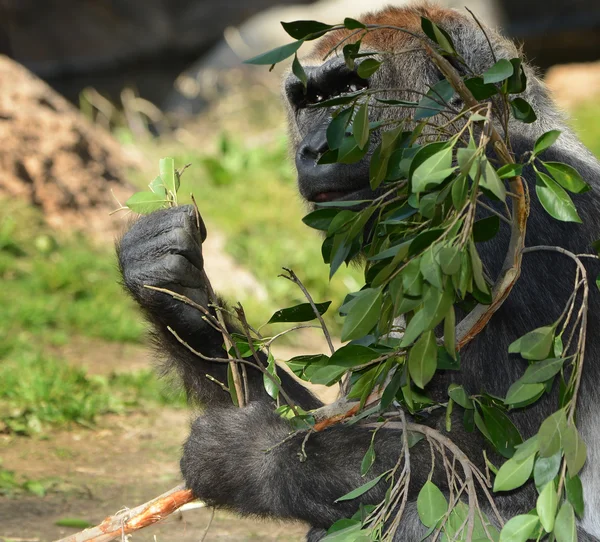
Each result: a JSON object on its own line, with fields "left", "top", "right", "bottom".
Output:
{"left": 117, "top": 6, "right": 600, "bottom": 540}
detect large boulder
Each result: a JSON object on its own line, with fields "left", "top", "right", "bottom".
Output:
{"left": 0, "top": 56, "right": 139, "bottom": 235}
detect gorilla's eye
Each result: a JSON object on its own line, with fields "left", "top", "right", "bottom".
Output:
{"left": 314, "top": 93, "right": 325, "bottom": 103}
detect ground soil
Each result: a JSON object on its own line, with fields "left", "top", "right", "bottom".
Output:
{"left": 0, "top": 336, "right": 335, "bottom": 542}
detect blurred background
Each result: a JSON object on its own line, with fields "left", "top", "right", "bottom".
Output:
{"left": 0, "top": 0, "right": 599, "bottom": 540}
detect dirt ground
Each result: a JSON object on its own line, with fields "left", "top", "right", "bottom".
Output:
{"left": 0, "top": 408, "right": 309, "bottom": 542}
{"left": 0, "top": 337, "right": 335, "bottom": 542}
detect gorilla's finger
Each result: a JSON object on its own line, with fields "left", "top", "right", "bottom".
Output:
{"left": 181, "top": 204, "right": 208, "bottom": 244}
{"left": 160, "top": 254, "right": 205, "bottom": 289}
{"left": 167, "top": 227, "right": 204, "bottom": 272}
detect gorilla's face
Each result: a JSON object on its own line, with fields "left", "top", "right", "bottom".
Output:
{"left": 281, "top": 6, "right": 515, "bottom": 209}
{"left": 284, "top": 58, "right": 374, "bottom": 205}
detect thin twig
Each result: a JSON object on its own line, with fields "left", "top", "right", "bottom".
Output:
{"left": 199, "top": 508, "right": 216, "bottom": 542}
{"left": 279, "top": 267, "right": 336, "bottom": 356}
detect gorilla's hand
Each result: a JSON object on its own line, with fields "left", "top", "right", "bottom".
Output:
{"left": 118, "top": 205, "right": 209, "bottom": 337}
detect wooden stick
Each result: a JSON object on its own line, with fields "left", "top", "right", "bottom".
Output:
{"left": 53, "top": 485, "right": 195, "bottom": 542}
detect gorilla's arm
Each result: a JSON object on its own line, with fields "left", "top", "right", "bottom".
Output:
{"left": 117, "top": 205, "right": 321, "bottom": 410}
{"left": 180, "top": 402, "right": 431, "bottom": 530}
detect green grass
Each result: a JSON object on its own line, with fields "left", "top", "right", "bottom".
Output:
{"left": 0, "top": 338, "right": 185, "bottom": 436}
{"left": 135, "top": 133, "right": 364, "bottom": 334}
{"left": 0, "top": 200, "right": 145, "bottom": 346}
{"left": 0, "top": 199, "right": 185, "bottom": 435}
{"left": 571, "top": 99, "right": 600, "bottom": 158}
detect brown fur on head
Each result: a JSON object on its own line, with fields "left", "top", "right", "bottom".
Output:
{"left": 309, "top": 4, "right": 463, "bottom": 61}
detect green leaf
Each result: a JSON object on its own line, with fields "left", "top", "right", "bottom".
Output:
{"left": 533, "top": 130, "right": 561, "bottom": 156}
{"left": 505, "top": 379, "right": 545, "bottom": 406}
{"left": 381, "top": 367, "right": 404, "bottom": 409}
{"left": 353, "top": 102, "right": 369, "bottom": 150}
{"left": 555, "top": 502, "right": 576, "bottom": 542}
{"left": 509, "top": 325, "right": 556, "bottom": 361}
{"left": 473, "top": 215, "right": 500, "bottom": 243}
{"left": 536, "top": 171, "right": 582, "bottom": 223}
{"left": 452, "top": 175, "right": 469, "bottom": 209}
{"left": 412, "top": 146, "right": 455, "bottom": 193}
{"left": 505, "top": 58, "right": 527, "bottom": 94}
{"left": 357, "top": 59, "right": 381, "bottom": 79}
{"left": 536, "top": 482, "right": 558, "bottom": 533}
{"left": 326, "top": 107, "right": 353, "bottom": 150}
{"left": 480, "top": 404, "right": 523, "bottom": 458}
{"left": 414, "top": 80, "right": 455, "bottom": 120}
{"left": 375, "top": 98, "right": 418, "bottom": 106}
{"left": 479, "top": 158, "right": 506, "bottom": 201}
{"left": 263, "top": 353, "right": 281, "bottom": 400}
{"left": 493, "top": 453, "right": 535, "bottom": 491}
{"left": 408, "top": 330, "right": 437, "bottom": 389}
{"left": 565, "top": 475, "right": 584, "bottom": 518}
{"left": 443, "top": 305, "right": 456, "bottom": 359}
{"left": 409, "top": 228, "right": 445, "bottom": 256}
{"left": 420, "top": 17, "right": 456, "bottom": 55}
{"left": 309, "top": 345, "right": 378, "bottom": 386}
{"left": 513, "top": 436, "right": 539, "bottom": 462}
{"left": 159, "top": 157, "right": 179, "bottom": 195}
{"left": 534, "top": 452, "right": 561, "bottom": 490}
{"left": 499, "top": 514, "right": 539, "bottom": 542}
{"left": 125, "top": 191, "right": 169, "bottom": 214}
{"left": 149, "top": 175, "right": 167, "bottom": 197}
{"left": 344, "top": 17, "right": 366, "bottom": 29}
{"left": 482, "top": 59, "right": 514, "bottom": 84}
{"left": 335, "top": 471, "right": 388, "bottom": 502}
{"left": 361, "top": 441, "right": 376, "bottom": 476}
{"left": 245, "top": 40, "right": 304, "bottom": 66}
{"left": 469, "top": 239, "right": 489, "bottom": 295}
{"left": 497, "top": 163, "right": 524, "bottom": 179}
{"left": 302, "top": 209, "right": 340, "bottom": 231}
{"left": 563, "top": 424, "right": 587, "bottom": 476}
{"left": 417, "top": 480, "right": 448, "bottom": 528}
{"left": 342, "top": 41, "right": 361, "bottom": 70}
{"left": 543, "top": 161, "right": 590, "bottom": 194}
{"left": 420, "top": 248, "right": 443, "bottom": 290}
{"left": 510, "top": 97, "right": 537, "bottom": 123}
{"left": 538, "top": 409, "right": 567, "bottom": 457}
{"left": 448, "top": 383, "right": 473, "bottom": 409}
{"left": 281, "top": 20, "right": 333, "bottom": 40}
{"left": 421, "top": 285, "right": 453, "bottom": 330}
{"left": 55, "top": 518, "right": 92, "bottom": 528}
{"left": 341, "top": 288, "right": 383, "bottom": 342}
{"left": 268, "top": 301, "right": 331, "bottom": 324}
{"left": 465, "top": 77, "right": 498, "bottom": 100}
{"left": 292, "top": 53, "right": 307, "bottom": 88}
{"left": 438, "top": 246, "right": 461, "bottom": 275}
{"left": 521, "top": 357, "right": 565, "bottom": 384}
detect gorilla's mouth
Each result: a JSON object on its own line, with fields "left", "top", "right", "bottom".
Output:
{"left": 308, "top": 186, "right": 375, "bottom": 203}
{"left": 312, "top": 191, "right": 352, "bottom": 202}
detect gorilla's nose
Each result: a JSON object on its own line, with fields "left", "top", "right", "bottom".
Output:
{"left": 296, "top": 126, "right": 329, "bottom": 168}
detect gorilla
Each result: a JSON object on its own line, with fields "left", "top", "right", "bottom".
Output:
{"left": 117, "top": 4, "right": 600, "bottom": 541}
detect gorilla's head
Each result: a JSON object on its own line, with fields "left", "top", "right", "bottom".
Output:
{"left": 282, "top": 5, "right": 522, "bottom": 207}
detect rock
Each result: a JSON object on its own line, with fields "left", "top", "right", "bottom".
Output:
{"left": 0, "top": 55, "right": 139, "bottom": 236}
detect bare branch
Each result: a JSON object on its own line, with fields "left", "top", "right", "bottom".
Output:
{"left": 53, "top": 485, "right": 195, "bottom": 542}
